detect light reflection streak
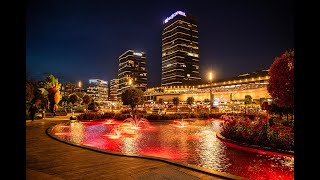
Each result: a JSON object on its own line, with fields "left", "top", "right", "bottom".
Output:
{"left": 121, "top": 135, "right": 139, "bottom": 154}
{"left": 196, "top": 126, "right": 229, "bottom": 171}
{"left": 70, "top": 122, "right": 85, "bottom": 144}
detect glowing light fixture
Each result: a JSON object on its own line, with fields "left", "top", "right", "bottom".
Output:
{"left": 164, "top": 11, "right": 186, "bottom": 24}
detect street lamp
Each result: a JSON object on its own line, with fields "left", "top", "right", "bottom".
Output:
{"left": 128, "top": 78, "right": 132, "bottom": 86}
{"left": 78, "top": 81, "right": 82, "bottom": 94}
{"left": 208, "top": 72, "right": 213, "bottom": 113}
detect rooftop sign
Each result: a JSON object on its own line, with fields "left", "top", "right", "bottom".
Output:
{"left": 133, "top": 52, "right": 143, "bottom": 56}
{"left": 163, "top": 11, "right": 186, "bottom": 24}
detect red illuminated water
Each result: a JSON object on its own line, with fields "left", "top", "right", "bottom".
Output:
{"left": 50, "top": 119, "right": 294, "bottom": 180}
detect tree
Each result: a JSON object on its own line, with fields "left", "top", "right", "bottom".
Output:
{"left": 44, "top": 74, "right": 62, "bottom": 90}
{"left": 82, "top": 94, "right": 91, "bottom": 111}
{"left": 186, "top": 96, "right": 195, "bottom": 115}
{"left": 259, "top": 98, "right": 267, "bottom": 106}
{"left": 158, "top": 98, "right": 164, "bottom": 106}
{"left": 244, "top": 95, "right": 252, "bottom": 105}
{"left": 59, "top": 96, "right": 69, "bottom": 106}
{"left": 173, "top": 97, "right": 180, "bottom": 112}
{"left": 121, "top": 87, "right": 144, "bottom": 115}
{"left": 44, "top": 74, "right": 62, "bottom": 113}
{"left": 88, "top": 99, "right": 99, "bottom": 111}
{"left": 204, "top": 98, "right": 210, "bottom": 104}
{"left": 26, "top": 80, "right": 34, "bottom": 103}
{"left": 267, "top": 49, "right": 294, "bottom": 112}
{"left": 244, "top": 95, "right": 252, "bottom": 114}
{"left": 69, "top": 93, "right": 79, "bottom": 106}
{"left": 33, "top": 89, "right": 48, "bottom": 110}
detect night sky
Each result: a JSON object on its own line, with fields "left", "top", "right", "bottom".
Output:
{"left": 26, "top": 0, "right": 294, "bottom": 87}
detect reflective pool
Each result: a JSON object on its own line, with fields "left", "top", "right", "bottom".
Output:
{"left": 49, "top": 119, "right": 294, "bottom": 180}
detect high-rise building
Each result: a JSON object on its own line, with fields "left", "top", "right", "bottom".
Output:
{"left": 118, "top": 50, "right": 148, "bottom": 98}
{"left": 60, "top": 82, "right": 77, "bottom": 97}
{"left": 109, "top": 78, "right": 119, "bottom": 102}
{"left": 161, "top": 11, "right": 201, "bottom": 86}
{"left": 86, "top": 79, "right": 108, "bottom": 104}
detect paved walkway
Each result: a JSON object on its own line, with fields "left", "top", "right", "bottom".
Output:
{"left": 26, "top": 115, "right": 238, "bottom": 180}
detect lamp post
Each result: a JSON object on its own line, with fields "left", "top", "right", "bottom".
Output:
{"left": 208, "top": 72, "right": 213, "bottom": 114}
{"left": 78, "top": 81, "right": 82, "bottom": 94}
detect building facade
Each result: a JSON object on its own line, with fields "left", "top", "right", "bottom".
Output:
{"left": 109, "top": 78, "right": 119, "bottom": 102}
{"left": 161, "top": 11, "right": 201, "bottom": 87}
{"left": 86, "top": 79, "right": 108, "bottom": 104}
{"left": 118, "top": 50, "right": 148, "bottom": 99}
{"left": 145, "top": 70, "right": 271, "bottom": 105}
{"left": 60, "top": 82, "right": 77, "bottom": 97}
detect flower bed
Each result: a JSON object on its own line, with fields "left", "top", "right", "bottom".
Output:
{"left": 220, "top": 116, "right": 293, "bottom": 151}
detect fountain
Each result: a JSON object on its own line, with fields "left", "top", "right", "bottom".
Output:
{"left": 103, "top": 119, "right": 115, "bottom": 125}
{"left": 173, "top": 118, "right": 188, "bottom": 128}
{"left": 121, "top": 116, "right": 150, "bottom": 129}
{"left": 103, "top": 125, "right": 122, "bottom": 139}
{"left": 104, "top": 115, "right": 151, "bottom": 138}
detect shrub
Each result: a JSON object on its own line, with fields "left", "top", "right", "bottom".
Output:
{"left": 221, "top": 115, "right": 293, "bottom": 151}
{"left": 76, "top": 112, "right": 116, "bottom": 120}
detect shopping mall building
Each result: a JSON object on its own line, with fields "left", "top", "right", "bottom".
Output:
{"left": 144, "top": 70, "right": 271, "bottom": 107}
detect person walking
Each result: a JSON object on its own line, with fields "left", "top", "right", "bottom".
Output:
{"left": 29, "top": 103, "right": 38, "bottom": 122}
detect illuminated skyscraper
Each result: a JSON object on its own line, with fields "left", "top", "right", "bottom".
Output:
{"left": 109, "top": 78, "right": 119, "bottom": 102}
{"left": 161, "top": 11, "right": 201, "bottom": 86}
{"left": 86, "top": 79, "right": 108, "bottom": 104}
{"left": 117, "top": 50, "right": 147, "bottom": 98}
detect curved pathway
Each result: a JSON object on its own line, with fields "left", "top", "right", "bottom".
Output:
{"left": 26, "top": 118, "right": 240, "bottom": 180}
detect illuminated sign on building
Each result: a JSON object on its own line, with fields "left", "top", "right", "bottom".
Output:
{"left": 133, "top": 52, "right": 142, "bottom": 56}
{"left": 163, "top": 11, "right": 186, "bottom": 24}
{"left": 213, "top": 98, "right": 219, "bottom": 107}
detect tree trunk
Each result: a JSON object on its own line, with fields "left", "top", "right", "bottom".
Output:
{"left": 131, "top": 105, "right": 134, "bottom": 116}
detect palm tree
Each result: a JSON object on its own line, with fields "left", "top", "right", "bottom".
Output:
{"left": 173, "top": 97, "right": 180, "bottom": 113}
{"left": 186, "top": 97, "right": 195, "bottom": 115}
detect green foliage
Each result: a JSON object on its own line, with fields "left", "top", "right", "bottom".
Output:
{"left": 259, "top": 98, "right": 267, "bottom": 106}
{"left": 121, "top": 88, "right": 144, "bottom": 112}
{"left": 44, "top": 74, "right": 62, "bottom": 90}
{"left": 73, "top": 105, "right": 85, "bottom": 113}
{"left": 58, "top": 96, "right": 69, "bottom": 106}
{"left": 69, "top": 93, "right": 79, "bottom": 105}
{"left": 158, "top": 98, "right": 164, "bottom": 105}
{"left": 77, "top": 112, "right": 116, "bottom": 120}
{"left": 82, "top": 94, "right": 91, "bottom": 105}
{"left": 186, "top": 97, "right": 195, "bottom": 106}
{"left": 26, "top": 80, "right": 34, "bottom": 103}
{"left": 221, "top": 116, "right": 293, "bottom": 151}
{"left": 173, "top": 97, "right": 180, "bottom": 112}
{"left": 88, "top": 100, "right": 99, "bottom": 111}
{"left": 186, "top": 96, "right": 195, "bottom": 115}
{"left": 244, "top": 95, "right": 252, "bottom": 105}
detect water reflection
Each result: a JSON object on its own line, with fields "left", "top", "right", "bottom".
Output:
{"left": 121, "top": 134, "right": 139, "bottom": 154}
{"left": 196, "top": 126, "right": 230, "bottom": 171}
{"left": 70, "top": 122, "right": 85, "bottom": 144}
{"left": 51, "top": 119, "right": 294, "bottom": 180}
